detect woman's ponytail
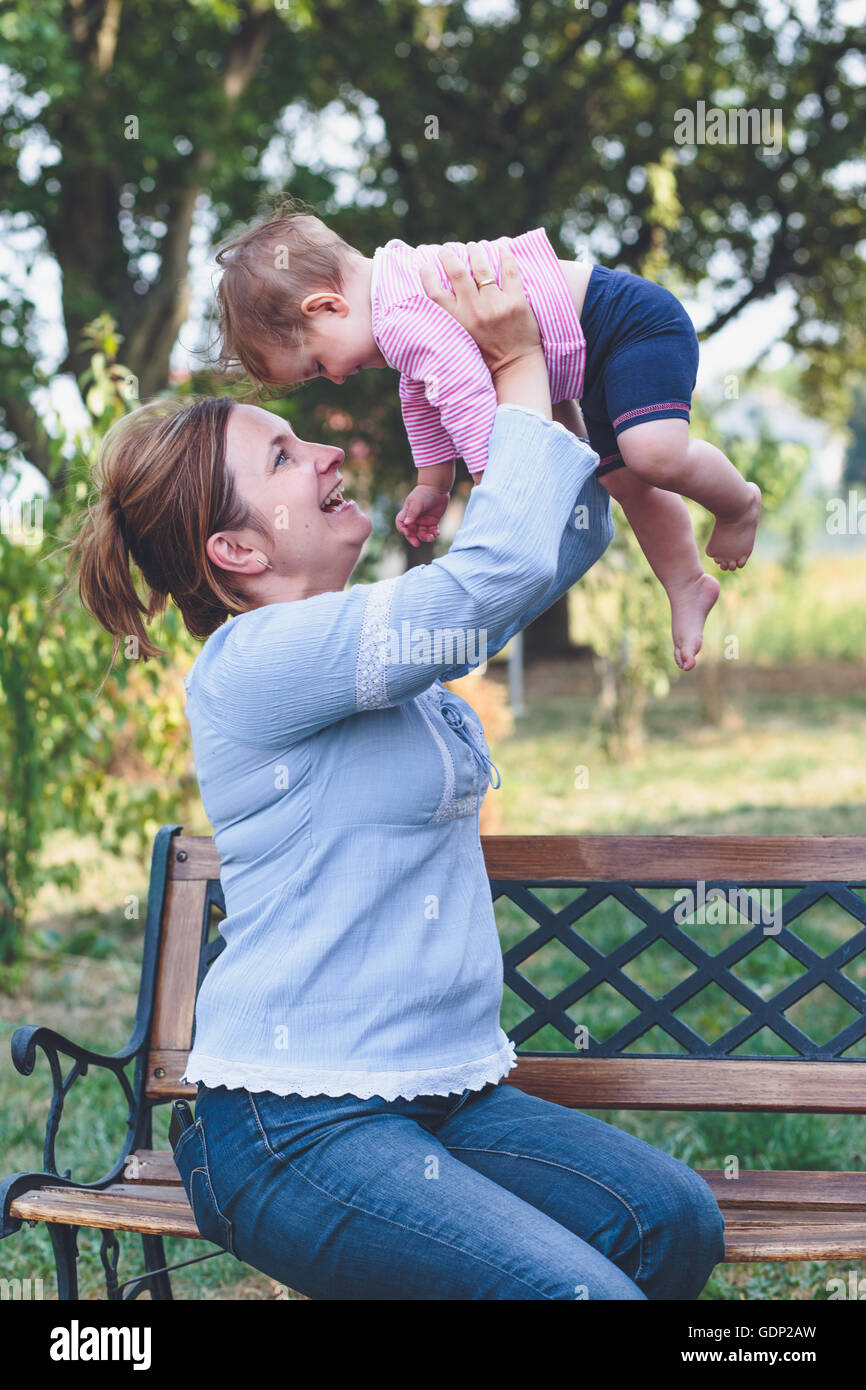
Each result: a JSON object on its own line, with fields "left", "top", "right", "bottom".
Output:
{"left": 76, "top": 488, "right": 168, "bottom": 666}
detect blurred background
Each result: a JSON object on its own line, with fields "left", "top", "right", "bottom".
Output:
{"left": 1, "top": 0, "right": 864, "bottom": 1299}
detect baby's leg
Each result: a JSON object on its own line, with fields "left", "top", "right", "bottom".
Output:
{"left": 600, "top": 465, "right": 720, "bottom": 672}
{"left": 616, "top": 419, "right": 761, "bottom": 572}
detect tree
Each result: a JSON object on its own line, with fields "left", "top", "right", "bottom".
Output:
{"left": 2, "top": 0, "right": 862, "bottom": 601}
{"left": 0, "top": 0, "right": 325, "bottom": 485}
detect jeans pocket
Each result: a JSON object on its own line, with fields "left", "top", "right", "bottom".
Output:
{"left": 172, "top": 1119, "right": 237, "bottom": 1257}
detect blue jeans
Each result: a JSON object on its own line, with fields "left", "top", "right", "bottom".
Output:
{"left": 180, "top": 1079, "right": 725, "bottom": 1300}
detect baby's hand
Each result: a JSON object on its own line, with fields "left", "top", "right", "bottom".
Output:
{"left": 396, "top": 484, "right": 451, "bottom": 548}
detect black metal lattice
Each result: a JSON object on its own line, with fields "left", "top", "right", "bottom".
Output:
{"left": 492, "top": 879, "right": 866, "bottom": 1061}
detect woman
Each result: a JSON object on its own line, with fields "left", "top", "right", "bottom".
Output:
{"left": 72, "top": 244, "right": 724, "bottom": 1299}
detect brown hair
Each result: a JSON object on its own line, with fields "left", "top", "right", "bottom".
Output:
{"left": 64, "top": 396, "right": 270, "bottom": 677}
{"left": 213, "top": 197, "right": 359, "bottom": 385}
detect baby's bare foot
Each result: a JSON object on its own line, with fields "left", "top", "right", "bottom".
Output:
{"left": 706, "top": 482, "right": 762, "bottom": 571}
{"left": 670, "top": 571, "right": 721, "bottom": 672}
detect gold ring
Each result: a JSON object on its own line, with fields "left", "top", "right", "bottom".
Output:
{"left": 474, "top": 274, "right": 496, "bottom": 287}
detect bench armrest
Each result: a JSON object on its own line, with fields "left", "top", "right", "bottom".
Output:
{"left": 11, "top": 1023, "right": 138, "bottom": 1076}
{"left": 10, "top": 1023, "right": 141, "bottom": 1185}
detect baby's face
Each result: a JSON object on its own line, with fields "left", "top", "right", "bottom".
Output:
{"left": 261, "top": 287, "right": 387, "bottom": 387}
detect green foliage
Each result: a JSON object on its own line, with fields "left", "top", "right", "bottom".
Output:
{"left": 0, "top": 0, "right": 858, "bottom": 919}
{"left": 735, "top": 550, "right": 866, "bottom": 665}
{"left": 1, "top": 0, "right": 862, "bottom": 492}
{"left": 0, "top": 0, "right": 326, "bottom": 424}
{"left": 0, "top": 324, "right": 200, "bottom": 966}
{"left": 77, "top": 315, "right": 141, "bottom": 422}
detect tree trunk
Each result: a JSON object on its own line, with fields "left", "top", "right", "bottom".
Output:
{"left": 699, "top": 660, "right": 723, "bottom": 725}
{"left": 596, "top": 650, "right": 647, "bottom": 762}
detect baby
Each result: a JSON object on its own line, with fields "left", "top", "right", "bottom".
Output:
{"left": 214, "top": 207, "right": 761, "bottom": 671}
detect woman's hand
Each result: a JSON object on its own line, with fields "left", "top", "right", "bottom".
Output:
{"left": 415, "top": 241, "right": 542, "bottom": 378}
{"left": 416, "top": 241, "right": 552, "bottom": 417}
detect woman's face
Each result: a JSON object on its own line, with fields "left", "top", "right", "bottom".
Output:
{"left": 206, "top": 403, "right": 373, "bottom": 602}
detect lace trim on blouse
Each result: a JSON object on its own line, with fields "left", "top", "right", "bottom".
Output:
{"left": 355, "top": 574, "right": 401, "bottom": 712}
{"left": 180, "top": 1036, "right": 518, "bottom": 1103}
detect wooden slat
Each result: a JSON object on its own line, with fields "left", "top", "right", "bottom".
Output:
{"left": 720, "top": 1210, "right": 866, "bottom": 1262}
{"left": 169, "top": 833, "right": 866, "bottom": 883}
{"left": 148, "top": 878, "right": 208, "bottom": 1056}
{"left": 502, "top": 1057, "right": 866, "bottom": 1112}
{"left": 123, "top": 1154, "right": 866, "bottom": 1210}
{"left": 12, "top": 1174, "right": 866, "bottom": 1260}
{"left": 125, "top": 1150, "right": 183, "bottom": 1185}
{"left": 698, "top": 1169, "right": 866, "bottom": 1209}
{"left": 121, "top": 1154, "right": 866, "bottom": 1212}
{"left": 10, "top": 1185, "right": 200, "bottom": 1239}
{"left": 146, "top": 1051, "right": 866, "bottom": 1110}
{"left": 482, "top": 835, "right": 866, "bottom": 882}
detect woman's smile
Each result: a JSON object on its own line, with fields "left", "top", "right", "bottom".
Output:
{"left": 319, "top": 470, "right": 359, "bottom": 516}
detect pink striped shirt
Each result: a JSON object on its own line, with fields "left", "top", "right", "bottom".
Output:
{"left": 370, "top": 229, "right": 586, "bottom": 474}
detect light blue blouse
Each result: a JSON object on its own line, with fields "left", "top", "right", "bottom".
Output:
{"left": 179, "top": 405, "right": 613, "bottom": 1100}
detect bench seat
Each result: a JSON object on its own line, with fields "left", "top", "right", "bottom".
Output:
{"left": 11, "top": 1157, "right": 866, "bottom": 1261}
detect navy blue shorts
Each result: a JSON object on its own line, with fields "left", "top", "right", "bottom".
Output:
{"left": 578, "top": 265, "right": 700, "bottom": 476}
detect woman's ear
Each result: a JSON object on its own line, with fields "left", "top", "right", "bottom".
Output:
{"left": 300, "top": 291, "right": 350, "bottom": 318}
{"left": 206, "top": 530, "right": 262, "bottom": 577}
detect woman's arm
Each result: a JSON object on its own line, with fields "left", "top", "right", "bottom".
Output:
{"left": 552, "top": 398, "right": 589, "bottom": 439}
{"left": 191, "top": 251, "right": 606, "bottom": 749}
{"left": 438, "top": 460, "right": 614, "bottom": 682}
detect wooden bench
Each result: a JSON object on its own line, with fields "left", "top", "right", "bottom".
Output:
{"left": 3, "top": 824, "right": 865, "bottom": 1299}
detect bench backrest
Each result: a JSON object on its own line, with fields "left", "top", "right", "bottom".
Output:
{"left": 143, "top": 829, "right": 866, "bottom": 1112}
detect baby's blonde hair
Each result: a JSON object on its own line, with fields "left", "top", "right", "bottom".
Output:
{"left": 214, "top": 197, "right": 359, "bottom": 386}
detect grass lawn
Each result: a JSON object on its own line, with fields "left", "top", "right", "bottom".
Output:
{"left": 1, "top": 659, "right": 865, "bottom": 1301}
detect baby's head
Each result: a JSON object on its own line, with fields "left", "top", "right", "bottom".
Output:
{"left": 214, "top": 202, "right": 383, "bottom": 387}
